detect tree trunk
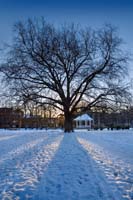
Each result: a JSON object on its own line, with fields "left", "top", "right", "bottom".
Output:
{"left": 64, "top": 112, "right": 73, "bottom": 133}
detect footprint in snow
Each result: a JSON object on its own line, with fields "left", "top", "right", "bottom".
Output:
{"left": 78, "top": 180, "right": 82, "bottom": 185}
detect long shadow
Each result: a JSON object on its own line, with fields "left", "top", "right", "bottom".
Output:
{"left": 77, "top": 133, "right": 133, "bottom": 200}
{"left": 0, "top": 132, "right": 46, "bottom": 156}
{"left": 32, "top": 133, "right": 119, "bottom": 200}
{"left": 0, "top": 133, "right": 62, "bottom": 200}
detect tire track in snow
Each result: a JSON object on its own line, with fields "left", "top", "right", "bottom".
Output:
{"left": 0, "top": 134, "right": 63, "bottom": 200}
{"left": 77, "top": 137, "right": 133, "bottom": 200}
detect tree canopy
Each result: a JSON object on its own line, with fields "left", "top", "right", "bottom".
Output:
{"left": 1, "top": 19, "right": 130, "bottom": 132}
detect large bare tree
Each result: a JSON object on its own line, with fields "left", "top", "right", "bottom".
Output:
{"left": 1, "top": 19, "right": 129, "bottom": 132}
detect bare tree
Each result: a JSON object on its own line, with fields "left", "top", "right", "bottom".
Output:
{"left": 1, "top": 19, "right": 129, "bottom": 132}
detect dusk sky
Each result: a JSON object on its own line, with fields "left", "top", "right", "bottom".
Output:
{"left": 0, "top": 0, "right": 133, "bottom": 72}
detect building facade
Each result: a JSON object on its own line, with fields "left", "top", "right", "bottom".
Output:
{"left": 0, "top": 108, "right": 23, "bottom": 128}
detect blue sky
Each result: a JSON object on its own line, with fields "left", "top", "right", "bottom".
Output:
{"left": 0, "top": 0, "right": 133, "bottom": 72}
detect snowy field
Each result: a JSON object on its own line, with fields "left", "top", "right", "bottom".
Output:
{"left": 0, "top": 129, "right": 133, "bottom": 200}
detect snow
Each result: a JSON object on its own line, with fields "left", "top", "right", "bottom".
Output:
{"left": 0, "top": 129, "right": 132, "bottom": 200}
{"left": 74, "top": 114, "right": 93, "bottom": 121}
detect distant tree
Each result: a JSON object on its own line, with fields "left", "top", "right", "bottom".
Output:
{"left": 1, "top": 19, "right": 130, "bottom": 132}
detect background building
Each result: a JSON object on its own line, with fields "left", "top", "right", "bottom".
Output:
{"left": 0, "top": 108, "right": 23, "bottom": 128}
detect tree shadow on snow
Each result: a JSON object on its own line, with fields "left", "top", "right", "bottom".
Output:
{"left": 32, "top": 133, "right": 119, "bottom": 200}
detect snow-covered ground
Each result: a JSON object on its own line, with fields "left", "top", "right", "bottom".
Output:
{"left": 0, "top": 129, "right": 132, "bottom": 200}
